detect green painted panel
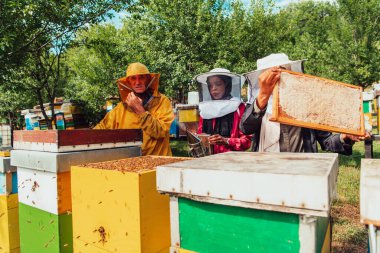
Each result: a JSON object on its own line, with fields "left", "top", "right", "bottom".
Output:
{"left": 316, "top": 217, "right": 329, "bottom": 253}
{"left": 363, "top": 101, "right": 371, "bottom": 113}
{"left": 179, "top": 198, "right": 300, "bottom": 253}
{"left": 19, "top": 203, "right": 73, "bottom": 253}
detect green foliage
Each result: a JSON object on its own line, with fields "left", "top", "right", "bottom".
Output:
{"left": 1, "top": 0, "right": 380, "bottom": 124}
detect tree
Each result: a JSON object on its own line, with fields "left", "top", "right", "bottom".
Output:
{"left": 0, "top": 0, "right": 134, "bottom": 127}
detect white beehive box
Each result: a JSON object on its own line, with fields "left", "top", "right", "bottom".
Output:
{"left": 361, "top": 159, "right": 380, "bottom": 225}
{"left": 12, "top": 147, "right": 141, "bottom": 214}
{"left": 157, "top": 152, "right": 339, "bottom": 217}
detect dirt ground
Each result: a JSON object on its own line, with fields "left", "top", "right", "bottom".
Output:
{"left": 331, "top": 203, "right": 367, "bottom": 253}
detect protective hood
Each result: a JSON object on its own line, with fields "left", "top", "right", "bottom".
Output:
{"left": 194, "top": 68, "right": 245, "bottom": 118}
{"left": 116, "top": 62, "right": 160, "bottom": 102}
{"left": 199, "top": 97, "right": 241, "bottom": 119}
{"left": 245, "top": 53, "right": 305, "bottom": 112}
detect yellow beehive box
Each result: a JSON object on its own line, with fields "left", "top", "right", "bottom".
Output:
{"left": 71, "top": 156, "right": 189, "bottom": 253}
{"left": 0, "top": 194, "right": 20, "bottom": 253}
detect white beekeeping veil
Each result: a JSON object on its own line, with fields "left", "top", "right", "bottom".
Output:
{"left": 194, "top": 68, "right": 245, "bottom": 119}
{"left": 245, "top": 53, "right": 305, "bottom": 112}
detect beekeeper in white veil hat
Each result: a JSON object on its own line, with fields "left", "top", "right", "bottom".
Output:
{"left": 194, "top": 68, "right": 252, "bottom": 154}
{"left": 240, "top": 53, "right": 362, "bottom": 154}
{"left": 195, "top": 68, "right": 245, "bottom": 119}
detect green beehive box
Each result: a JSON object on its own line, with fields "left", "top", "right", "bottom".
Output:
{"left": 18, "top": 203, "right": 73, "bottom": 253}
{"left": 157, "top": 152, "right": 337, "bottom": 253}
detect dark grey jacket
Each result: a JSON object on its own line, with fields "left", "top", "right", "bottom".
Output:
{"left": 239, "top": 102, "right": 353, "bottom": 155}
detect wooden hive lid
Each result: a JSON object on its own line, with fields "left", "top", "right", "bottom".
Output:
{"left": 13, "top": 129, "right": 142, "bottom": 152}
{"left": 157, "top": 152, "right": 339, "bottom": 217}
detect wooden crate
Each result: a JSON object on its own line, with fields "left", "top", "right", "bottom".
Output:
{"left": 0, "top": 194, "right": 20, "bottom": 253}
{"left": 271, "top": 70, "right": 364, "bottom": 136}
{"left": 157, "top": 152, "right": 338, "bottom": 253}
{"left": 13, "top": 129, "right": 142, "bottom": 152}
{"left": 71, "top": 156, "right": 189, "bottom": 253}
{"left": 18, "top": 203, "right": 72, "bottom": 253}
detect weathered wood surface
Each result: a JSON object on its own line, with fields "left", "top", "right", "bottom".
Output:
{"left": 13, "top": 129, "right": 142, "bottom": 152}
{"left": 271, "top": 70, "right": 364, "bottom": 136}
{"left": 157, "top": 152, "right": 338, "bottom": 217}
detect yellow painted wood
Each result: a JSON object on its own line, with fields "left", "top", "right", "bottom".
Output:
{"left": 0, "top": 151, "right": 10, "bottom": 157}
{"left": 139, "top": 170, "right": 170, "bottom": 253}
{"left": 0, "top": 194, "right": 20, "bottom": 253}
{"left": 73, "top": 238, "right": 108, "bottom": 253}
{"left": 178, "top": 110, "right": 199, "bottom": 123}
{"left": 72, "top": 164, "right": 170, "bottom": 253}
{"left": 57, "top": 171, "right": 71, "bottom": 214}
{"left": 321, "top": 222, "right": 331, "bottom": 253}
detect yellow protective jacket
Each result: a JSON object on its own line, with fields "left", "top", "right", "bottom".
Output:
{"left": 94, "top": 93, "right": 174, "bottom": 156}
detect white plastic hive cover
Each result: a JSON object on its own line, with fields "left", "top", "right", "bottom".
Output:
{"left": 157, "top": 152, "right": 339, "bottom": 216}
{"left": 360, "top": 159, "right": 380, "bottom": 225}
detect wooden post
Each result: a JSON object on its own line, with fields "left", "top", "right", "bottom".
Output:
{"left": 365, "top": 139, "right": 373, "bottom": 159}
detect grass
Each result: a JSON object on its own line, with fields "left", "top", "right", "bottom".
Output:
{"left": 170, "top": 139, "right": 376, "bottom": 252}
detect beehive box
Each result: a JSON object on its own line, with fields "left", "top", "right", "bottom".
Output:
{"left": 0, "top": 194, "right": 20, "bottom": 253}
{"left": 176, "top": 104, "right": 199, "bottom": 137}
{"left": 71, "top": 156, "right": 190, "bottom": 253}
{"left": 13, "top": 129, "right": 142, "bottom": 152}
{"left": 12, "top": 146, "right": 141, "bottom": 253}
{"left": 271, "top": 70, "right": 364, "bottom": 136}
{"left": 176, "top": 105, "right": 199, "bottom": 123}
{"left": 360, "top": 159, "right": 380, "bottom": 225}
{"left": 18, "top": 203, "right": 72, "bottom": 253}
{"left": 157, "top": 152, "right": 338, "bottom": 253}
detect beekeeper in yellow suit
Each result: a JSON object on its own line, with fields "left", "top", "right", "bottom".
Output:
{"left": 95, "top": 62, "right": 174, "bottom": 156}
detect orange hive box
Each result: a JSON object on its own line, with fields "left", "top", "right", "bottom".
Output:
{"left": 271, "top": 70, "right": 364, "bottom": 136}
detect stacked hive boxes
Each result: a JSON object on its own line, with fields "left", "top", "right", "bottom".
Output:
{"left": 0, "top": 153, "right": 19, "bottom": 253}
{"left": 361, "top": 159, "right": 380, "bottom": 253}
{"left": 11, "top": 129, "right": 142, "bottom": 253}
{"left": 157, "top": 152, "right": 338, "bottom": 253}
{"left": 71, "top": 156, "right": 189, "bottom": 253}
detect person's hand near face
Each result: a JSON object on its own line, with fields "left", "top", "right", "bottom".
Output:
{"left": 208, "top": 76, "right": 226, "bottom": 100}
{"left": 125, "top": 92, "right": 145, "bottom": 115}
